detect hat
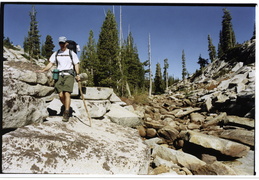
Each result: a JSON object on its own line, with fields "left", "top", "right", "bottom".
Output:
{"left": 59, "top": 36, "right": 67, "bottom": 43}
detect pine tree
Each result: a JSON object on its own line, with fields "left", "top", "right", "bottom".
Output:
{"left": 218, "top": 30, "right": 224, "bottom": 58}
{"left": 208, "top": 35, "right": 217, "bottom": 62}
{"left": 97, "top": 10, "right": 120, "bottom": 89}
{"left": 148, "top": 33, "right": 152, "bottom": 96}
{"left": 3, "top": 37, "right": 14, "bottom": 49}
{"left": 163, "top": 58, "right": 169, "bottom": 90}
{"left": 43, "top": 35, "right": 55, "bottom": 60}
{"left": 80, "top": 30, "right": 97, "bottom": 86}
{"left": 23, "top": 36, "right": 29, "bottom": 53}
{"left": 219, "top": 8, "right": 236, "bottom": 56}
{"left": 25, "top": 5, "right": 41, "bottom": 59}
{"left": 41, "top": 42, "right": 46, "bottom": 58}
{"left": 251, "top": 23, "right": 255, "bottom": 40}
{"left": 154, "top": 62, "right": 164, "bottom": 94}
{"left": 182, "top": 50, "right": 187, "bottom": 80}
{"left": 123, "top": 32, "right": 144, "bottom": 93}
{"left": 197, "top": 54, "right": 209, "bottom": 69}
{"left": 122, "top": 32, "right": 145, "bottom": 95}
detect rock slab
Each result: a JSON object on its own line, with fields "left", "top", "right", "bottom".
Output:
{"left": 185, "top": 131, "right": 250, "bottom": 158}
{"left": 2, "top": 118, "right": 150, "bottom": 174}
{"left": 106, "top": 104, "right": 142, "bottom": 128}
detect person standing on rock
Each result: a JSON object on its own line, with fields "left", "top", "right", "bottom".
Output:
{"left": 37, "top": 36, "right": 80, "bottom": 122}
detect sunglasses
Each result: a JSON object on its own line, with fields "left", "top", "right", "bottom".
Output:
{"left": 59, "top": 42, "right": 65, "bottom": 44}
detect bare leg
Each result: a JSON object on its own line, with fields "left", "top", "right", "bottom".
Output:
{"left": 64, "top": 92, "right": 71, "bottom": 111}
{"left": 60, "top": 91, "right": 71, "bottom": 122}
{"left": 59, "top": 91, "right": 65, "bottom": 106}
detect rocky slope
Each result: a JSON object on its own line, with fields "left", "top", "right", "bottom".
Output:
{"left": 2, "top": 40, "right": 256, "bottom": 175}
{"left": 2, "top": 46, "right": 147, "bottom": 174}
{"left": 131, "top": 39, "right": 255, "bottom": 175}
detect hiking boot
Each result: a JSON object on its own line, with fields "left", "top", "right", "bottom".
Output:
{"left": 62, "top": 110, "right": 70, "bottom": 122}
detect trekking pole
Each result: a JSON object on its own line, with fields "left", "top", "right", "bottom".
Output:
{"left": 78, "top": 74, "right": 92, "bottom": 127}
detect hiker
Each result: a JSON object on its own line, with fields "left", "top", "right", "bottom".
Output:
{"left": 37, "top": 36, "right": 80, "bottom": 122}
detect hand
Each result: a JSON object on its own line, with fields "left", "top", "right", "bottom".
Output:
{"left": 75, "top": 75, "right": 81, "bottom": 82}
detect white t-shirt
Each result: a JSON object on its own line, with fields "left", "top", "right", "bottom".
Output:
{"left": 49, "top": 49, "right": 79, "bottom": 71}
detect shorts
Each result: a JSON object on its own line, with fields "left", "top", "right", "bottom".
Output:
{"left": 55, "top": 75, "right": 74, "bottom": 93}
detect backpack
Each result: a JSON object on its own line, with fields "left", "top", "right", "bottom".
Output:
{"left": 66, "top": 40, "right": 80, "bottom": 54}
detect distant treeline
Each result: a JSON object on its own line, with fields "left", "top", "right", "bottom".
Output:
{"left": 4, "top": 6, "right": 255, "bottom": 96}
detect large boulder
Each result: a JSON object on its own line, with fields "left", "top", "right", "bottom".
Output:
{"left": 80, "top": 87, "right": 114, "bottom": 100}
{"left": 184, "top": 131, "right": 250, "bottom": 158}
{"left": 224, "top": 115, "right": 255, "bottom": 128}
{"left": 218, "top": 129, "right": 254, "bottom": 147}
{"left": 106, "top": 104, "right": 143, "bottom": 128}
{"left": 2, "top": 94, "right": 48, "bottom": 129}
{"left": 3, "top": 62, "right": 54, "bottom": 129}
{"left": 152, "top": 144, "right": 206, "bottom": 172}
{"left": 2, "top": 118, "right": 150, "bottom": 174}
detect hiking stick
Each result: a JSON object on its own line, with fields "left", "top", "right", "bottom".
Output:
{"left": 78, "top": 81, "right": 92, "bottom": 127}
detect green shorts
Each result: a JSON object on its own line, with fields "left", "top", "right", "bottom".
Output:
{"left": 55, "top": 75, "right": 74, "bottom": 93}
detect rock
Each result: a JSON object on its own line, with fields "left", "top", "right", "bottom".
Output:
{"left": 144, "top": 105, "right": 153, "bottom": 114}
{"left": 2, "top": 95, "right": 48, "bottom": 129}
{"left": 157, "top": 126, "right": 179, "bottom": 142}
{"left": 204, "top": 97, "right": 213, "bottom": 111}
{"left": 231, "top": 62, "right": 243, "bottom": 72}
{"left": 153, "top": 112, "right": 161, "bottom": 121}
{"left": 146, "top": 128, "right": 157, "bottom": 138}
{"left": 224, "top": 115, "right": 254, "bottom": 128}
{"left": 2, "top": 118, "right": 150, "bottom": 174}
{"left": 3, "top": 61, "right": 55, "bottom": 129}
{"left": 235, "top": 82, "right": 246, "bottom": 94}
{"left": 153, "top": 156, "right": 180, "bottom": 170}
{"left": 190, "top": 112, "right": 205, "bottom": 123}
{"left": 123, "top": 105, "right": 135, "bottom": 113}
{"left": 201, "top": 154, "right": 217, "bottom": 164}
{"left": 174, "top": 139, "right": 184, "bottom": 149}
{"left": 152, "top": 144, "right": 206, "bottom": 172}
{"left": 202, "top": 112, "right": 227, "bottom": 128}
{"left": 134, "top": 105, "right": 145, "bottom": 119}
{"left": 172, "top": 107, "right": 201, "bottom": 118}
{"left": 83, "top": 87, "right": 114, "bottom": 100}
{"left": 183, "top": 98, "right": 193, "bottom": 106}
{"left": 184, "top": 130, "right": 250, "bottom": 158}
{"left": 106, "top": 104, "right": 142, "bottom": 128}
{"left": 4, "top": 76, "right": 54, "bottom": 98}
{"left": 162, "top": 118, "right": 178, "bottom": 129}
{"left": 187, "top": 123, "right": 201, "bottom": 130}
{"left": 149, "top": 165, "right": 172, "bottom": 175}
{"left": 109, "top": 92, "right": 122, "bottom": 103}
{"left": 223, "top": 150, "right": 255, "bottom": 175}
{"left": 217, "top": 79, "right": 232, "bottom": 91}
{"left": 248, "top": 69, "right": 255, "bottom": 80}
{"left": 136, "top": 125, "right": 146, "bottom": 137}
{"left": 144, "top": 121, "right": 164, "bottom": 129}
{"left": 215, "top": 92, "right": 229, "bottom": 103}
{"left": 219, "top": 129, "right": 254, "bottom": 147}
{"left": 229, "top": 74, "right": 249, "bottom": 87}
{"left": 145, "top": 137, "right": 164, "bottom": 148}
{"left": 193, "top": 161, "right": 237, "bottom": 175}
{"left": 86, "top": 100, "right": 111, "bottom": 118}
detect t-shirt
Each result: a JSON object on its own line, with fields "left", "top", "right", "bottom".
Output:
{"left": 49, "top": 49, "right": 79, "bottom": 71}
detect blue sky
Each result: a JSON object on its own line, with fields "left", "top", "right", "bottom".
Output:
{"left": 3, "top": 3, "right": 256, "bottom": 79}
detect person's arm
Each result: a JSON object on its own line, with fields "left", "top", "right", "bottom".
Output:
{"left": 36, "top": 62, "right": 54, "bottom": 73}
{"left": 74, "top": 63, "right": 80, "bottom": 81}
